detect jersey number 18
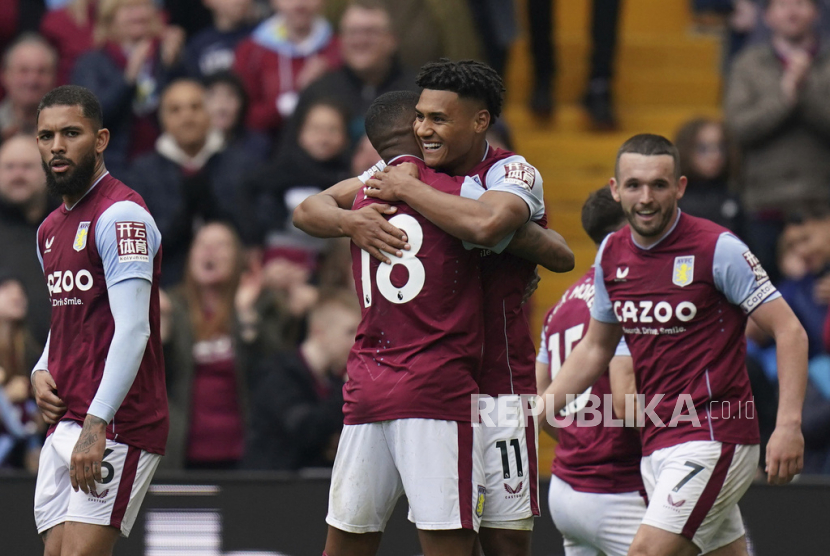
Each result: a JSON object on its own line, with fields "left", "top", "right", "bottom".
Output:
{"left": 361, "top": 214, "right": 425, "bottom": 307}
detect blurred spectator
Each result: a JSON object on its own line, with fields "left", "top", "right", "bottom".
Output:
{"left": 526, "top": 0, "right": 623, "bottom": 127}
{"left": 675, "top": 118, "right": 744, "bottom": 235}
{"left": 467, "top": 0, "right": 517, "bottom": 78}
{"left": 0, "top": 1, "right": 47, "bottom": 56}
{"left": 486, "top": 119, "right": 514, "bottom": 152}
{"left": 238, "top": 97, "right": 351, "bottom": 249}
{"left": 0, "top": 135, "right": 55, "bottom": 344}
{"left": 130, "top": 78, "right": 263, "bottom": 285}
{"left": 204, "top": 70, "right": 271, "bottom": 161}
{"left": 324, "top": 0, "right": 481, "bottom": 70}
{"left": 692, "top": 0, "right": 762, "bottom": 68}
{"left": 40, "top": 0, "right": 96, "bottom": 85}
{"left": 725, "top": 0, "right": 830, "bottom": 283}
{"left": 233, "top": 0, "right": 340, "bottom": 136}
{"left": 72, "top": 0, "right": 186, "bottom": 177}
{"left": 0, "top": 273, "right": 44, "bottom": 472}
{"left": 0, "top": 33, "right": 57, "bottom": 141}
{"left": 245, "top": 289, "right": 357, "bottom": 470}
{"left": 184, "top": 0, "right": 258, "bottom": 79}
{"left": 349, "top": 133, "right": 379, "bottom": 175}
{"left": 164, "top": 0, "right": 214, "bottom": 39}
{"left": 300, "top": 1, "right": 418, "bottom": 139}
{"left": 161, "top": 222, "right": 263, "bottom": 470}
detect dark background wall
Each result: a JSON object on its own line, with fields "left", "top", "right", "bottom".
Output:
{"left": 3, "top": 473, "right": 828, "bottom": 555}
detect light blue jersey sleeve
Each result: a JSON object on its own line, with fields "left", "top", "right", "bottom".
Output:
{"left": 614, "top": 336, "right": 630, "bottom": 357}
{"left": 95, "top": 201, "right": 161, "bottom": 288}
{"left": 712, "top": 232, "right": 781, "bottom": 314}
{"left": 590, "top": 236, "right": 618, "bottom": 323}
{"left": 459, "top": 176, "right": 514, "bottom": 253}
{"left": 537, "top": 326, "right": 550, "bottom": 364}
{"left": 484, "top": 154, "right": 545, "bottom": 222}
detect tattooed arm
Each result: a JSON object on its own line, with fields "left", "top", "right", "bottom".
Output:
{"left": 505, "top": 224, "right": 575, "bottom": 273}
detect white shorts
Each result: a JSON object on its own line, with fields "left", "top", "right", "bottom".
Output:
{"left": 478, "top": 395, "right": 539, "bottom": 530}
{"left": 548, "top": 474, "right": 646, "bottom": 556}
{"left": 641, "top": 441, "right": 759, "bottom": 553}
{"left": 34, "top": 420, "right": 161, "bottom": 537}
{"left": 326, "top": 419, "right": 485, "bottom": 533}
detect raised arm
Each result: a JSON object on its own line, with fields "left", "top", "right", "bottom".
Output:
{"left": 292, "top": 177, "right": 409, "bottom": 264}
{"left": 749, "top": 297, "right": 808, "bottom": 485}
{"left": 367, "top": 165, "right": 529, "bottom": 248}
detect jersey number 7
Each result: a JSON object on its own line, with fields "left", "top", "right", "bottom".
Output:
{"left": 361, "top": 214, "right": 425, "bottom": 307}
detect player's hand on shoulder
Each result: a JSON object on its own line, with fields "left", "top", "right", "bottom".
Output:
{"left": 365, "top": 165, "right": 417, "bottom": 202}
{"left": 31, "top": 370, "right": 66, "bottom": 424}
{"left": 766, "top": 422, "right": 804, "bottom": 485}
{"left": 70, "top": 415, "right": 107, "bottom": 494}
{"left": 342, "top": 204, "right": 410, "bottom": 265}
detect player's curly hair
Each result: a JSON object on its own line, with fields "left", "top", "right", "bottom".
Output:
{"left": 37, "top": 85, "right": 103, "bottom": 130}
{"left": 416, "top": 59, "right": 504, "bottom": 125}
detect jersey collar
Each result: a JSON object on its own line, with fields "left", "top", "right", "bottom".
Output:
{"left": 630, "top": 208, "right": 682, "bottom": 251}
{"left": 64, "top": 171, "right": 109, "bottom": 212}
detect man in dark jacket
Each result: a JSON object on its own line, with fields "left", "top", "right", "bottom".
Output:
{"left": 129, "top": 78, "right": 263, "bottom": 285}
{"left": 245, "top": 290, "right": 358, "bottom": 470}
{"left": 0, "top": 134, "right": 55, "bottom": 343}
{"left": 299, "top": 1, "right": 418, "bottom": 140}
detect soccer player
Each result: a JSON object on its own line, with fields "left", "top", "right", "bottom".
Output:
{"left": 323, "top": 92, "right": 488, "bottom": 556}
{"left": 541, "top": 134, "right": 807, "bottom": 556}
{"left": 30, "top": 85, "right": 167, "bottom": 555}
{"left": 536, "top": 186, "right": 645, "bottom": 556}
{"left": 363, "top": 60, "right": 553, "bottom": 555}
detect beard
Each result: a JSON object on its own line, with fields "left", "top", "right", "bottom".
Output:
{"left": 43, "top": 149, "right": 97, "bottom": 199}
{"left": 625, "top": 204, "right": 676, "bottom": 238}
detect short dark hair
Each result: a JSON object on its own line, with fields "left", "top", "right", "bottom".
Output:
{"left": 416, "top": 59, "right": 504, "bottom": 125}
{"left": 615, "top": 133, "right": 680, "bottom": 180}
{"left": 764, "top": 0, "right": 818, "bottom": 9}
{"left": 364, "top": 90, "right": 419, "bottom": 148}
{"left": 37, "top": 85, "right": 103, "bottom": 130}
{"left": 581, "top": 186, "right": 626, "bottom": 245}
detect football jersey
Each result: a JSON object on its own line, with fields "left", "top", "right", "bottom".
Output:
{"left": 538, "top": 268, "right": 643, "bottom": 494}
{"left": 37, "top": 173, "right": 168, "bottom": 454}
{"left": 343, "top": 156, "right": 485, "bottom": 424}
{"left": 592, "top": 211, "right": 773, "bottom": 455}
{"left": 467, "top": 146, "right": 547, "bottom": 397}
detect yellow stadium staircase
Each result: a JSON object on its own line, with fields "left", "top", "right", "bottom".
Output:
{"left": 506, "top": 0, "right": 724, "bottom": 474}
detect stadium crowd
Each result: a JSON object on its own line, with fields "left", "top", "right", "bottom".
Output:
{"left": 0, "top": 0, "right": 828, "bottom": 480}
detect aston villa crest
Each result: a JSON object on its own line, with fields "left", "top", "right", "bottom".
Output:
{"left": 672, "top": 256, "right": 694, "bottom": 287}
{"left": 73, "top": 222, "right": 91, "bottom": 252}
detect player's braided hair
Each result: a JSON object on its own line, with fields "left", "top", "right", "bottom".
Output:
{"left": 581, "top": 186, "right": 625, "bottom": 245}
{"left": 37, "top": 85, "right": 103, "bottom": 130}
{"left": 416, "top": 59, "right": 504, "bottom": 125}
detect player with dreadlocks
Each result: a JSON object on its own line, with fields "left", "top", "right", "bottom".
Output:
{"left": 364, "top": 59, "right": 552, "bottom": 556}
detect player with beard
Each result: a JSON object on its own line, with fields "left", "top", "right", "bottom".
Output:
{"left": 31, "top": 85, "right": 168, "bottom": 555}
{"left": 541, "top": 134, "right": 807, "bottom": 556}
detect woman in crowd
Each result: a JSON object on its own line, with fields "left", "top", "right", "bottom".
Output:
{"left": 675, "top": 117, "right": 744, "bottom": 236}
{"left": 71, "top": 0, "right": 185, "bottom": 176}
{"left": 0, "top": 274, "right": 43, "bottom": 472}
{"left": 161, "top": 222, "right": 265, "bottom": 470}
{"left": 204, "top": 70, "right": 272, "bottom": 162}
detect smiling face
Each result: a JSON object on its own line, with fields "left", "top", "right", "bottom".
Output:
{"left": 414, "top": 89, "right": 489, "bottom": 176}
{"left": 610, "top": 153, "right": 687, "bottom": 246}
{"left": 36, "top": 104, "right": 107, "bottom": 200}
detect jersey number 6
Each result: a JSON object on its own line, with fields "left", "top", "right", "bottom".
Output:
{"left": 361, "top": 214, "right": 425, "bottom": 307}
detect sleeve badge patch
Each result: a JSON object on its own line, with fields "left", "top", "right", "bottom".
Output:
{"left": 742, "top": 250, "right": 769, "bottom": 284}
{"left": 116, "top": 221, "right": 149, "bottom": 263}
{"left": 503, "top": 162, "right": 536, "bottom": 192}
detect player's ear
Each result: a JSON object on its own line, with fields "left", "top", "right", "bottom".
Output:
{"left": 676, "top": 175, "right": 688, "bottom": 201}
{"left": 474, "top": 110, "right": 490, "bottom": 134}
{"left": 95, "top": 128, "right": 110, "bottom": 154}
{"left": 609, "top": 178, "right": 621, "bottom": 202}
